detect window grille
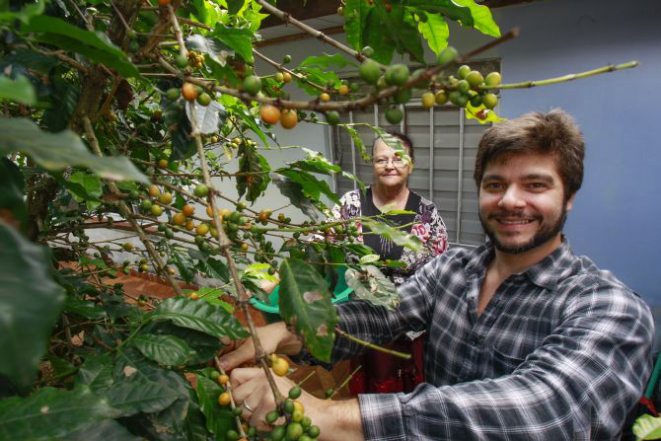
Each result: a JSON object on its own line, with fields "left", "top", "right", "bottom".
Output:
{"left": 331, "top": 60, "right": 499, "bottom": 247}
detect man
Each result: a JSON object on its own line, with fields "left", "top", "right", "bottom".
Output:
{"left": 220, "top": 110, "right": 654, "bottom": 440}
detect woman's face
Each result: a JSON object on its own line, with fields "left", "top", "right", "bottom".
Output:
{"left": 372, "top": 138, "right": 412, "bottom": 188}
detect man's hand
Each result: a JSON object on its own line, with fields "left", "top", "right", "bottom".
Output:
{"left": 230, "top": 367, "right": 364, "bottom": 441}
{"left": 218, "top": 322, "right": 302, "bottom": 371}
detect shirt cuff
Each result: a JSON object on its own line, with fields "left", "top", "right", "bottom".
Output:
{"left": 358, "top": 393, "right": 406, "bottom": 441}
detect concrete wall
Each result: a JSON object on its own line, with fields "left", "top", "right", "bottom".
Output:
{"left": 496, "top": 0, "right": 661, "bottom": 303}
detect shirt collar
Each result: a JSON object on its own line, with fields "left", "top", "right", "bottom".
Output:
{"left": 464, "top": 237, "right": 576, "bottom": 290}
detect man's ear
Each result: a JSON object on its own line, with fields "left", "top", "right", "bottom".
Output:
{"left": 566, "top": 192, "right": 577, "bottom": 211}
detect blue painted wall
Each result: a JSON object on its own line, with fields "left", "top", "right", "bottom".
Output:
{"left": 496, "top": 0, "right": 661, "bottom": 303}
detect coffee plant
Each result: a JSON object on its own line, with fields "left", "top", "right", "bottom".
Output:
{"left": 0, "top": 0, "right": 639, "bottom": 439}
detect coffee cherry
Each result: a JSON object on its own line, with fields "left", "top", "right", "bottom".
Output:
{"left": 173, "top": 212, "right": 186, "bottom": 225}
{"left": 260, "top": 105, "right": 281, "bottom": 125}
{"left": 437, "top": 46, "right": 458, "bottom": 64}
{"left": 485, "top": 71, "right": 502, "bottom": 86}
{"left": 326, "top": 111, "right": 340, "bottom": 125}
{"left": 289, "top": 385, "right": 302, "bottom": 399}
{"left": 359, "top": 59, "right": 381, "bottom": 85}
{"left": 483, "top": 93, "right": 498, "bottom": 109}
{"left": 194, "top": 184, "right": 209, "bottom": 197}
{"left": 280, "top": 109, "right": 298, "bottom": 129}
{"left": 421, "top": 91, "right": 435, "bottom": 108}
{"left": 385, "top": 64, "right": 410, "bottom": 86}
{"left": 466, "top": 70, "right": 484, "bottom": 88}
{"left": 243, "top": 75, "right": 262, "bottom": 95}
{"left": 182, "top": 205, "right": 195, "bottom": 216}
{"left": 435, "top": 90, "right": 449, "bottom": 105}
{"left": 385, "top": 106, "right": 403, "bottom": 124}
{"left": 457, "top": 65, "right": 471, "bottom": 79}
{"left": 182, "top": 82, "right": 198, "bottom": 100}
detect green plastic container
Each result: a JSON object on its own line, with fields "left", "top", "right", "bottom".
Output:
{"left": 250, "top": 266, "right": 352, "bottom": 321}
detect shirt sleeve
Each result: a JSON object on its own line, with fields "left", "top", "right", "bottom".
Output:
{"left": 358, "top": 283, "right": 654, "bottom": 440}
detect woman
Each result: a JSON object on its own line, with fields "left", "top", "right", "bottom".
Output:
{"left": 332, "top": 132, "right": 448, "bottom": 394}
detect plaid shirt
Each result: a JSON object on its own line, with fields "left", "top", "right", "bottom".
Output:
{"left": 332, "top": 239, "right": 654, "bottom": 440}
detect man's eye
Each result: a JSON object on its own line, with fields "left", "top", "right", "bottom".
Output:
{"left": 528, "top": 183, "right": 546, "bottom": 190}
{"left": 484, "top": 182, "right": 502, "bottom": 189}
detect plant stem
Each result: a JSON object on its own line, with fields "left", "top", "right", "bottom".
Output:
{"left": 188, "top": 101, "right": 285, "bottom": 407}
{"left": 254, "top": 49, "right": 330, "bottom": 93}
{"left": 326, "top": 364, "right": 362, "bottom": 400}
{"left": 334, "top": 327, "right": 411, "bottom": 360}
{"left": 254, "top": 0, "right": 385, "bottom": 68}
{"left": 167, "top": 4, "right": 188, "bottom": 59}
{"left": 37, "top": 367, "right": 80, "bottom": 385}
{"left": 481, "top": 61, "right": 639, "bottom": 90}
{"left": 214, "top": 356, "right": 247, "bottom": 439}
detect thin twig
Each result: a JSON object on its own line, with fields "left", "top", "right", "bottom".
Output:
{"left": 334, "top": 327, "right": 411, "bottom": 359}
{"left": 327, "top": 364, "right": 362, "bottom": 400}
{"left": 109, "top": 0, "right": 130, "bottom": 31}
{"left": 214, "top": 357, "right": 247, "bottom": 438}
{"left": 254, "top": 49, "right": 330, "bottom": 93}
{"left": 254, "top": 0, "right": 385, "bottom": 68}
{"left": 481, "top": 60, "right": 639, "bottom": 90}
{"left": 189, "top": 100, "right": 285, "bottom": 408}
{"left": 167, "top": 4, "right": 188, "bottom": 59}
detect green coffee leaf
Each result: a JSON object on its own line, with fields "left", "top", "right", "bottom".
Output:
{"left": 0, "top": 387, "right": 115, "bottom": 439}
{"left": 0, "top": 222, "right": 65, "bottom": 392}
{"left": 151, "top": 297, "right": 249, "bottom": 340}
{"left": 0, "top": 118, "right": 148, "bottom": 183}
{"left": 279, "top": 259, "right": 338, "bottom": 362}
{"left": 133, "top": 333, "right": 196, "bottom": 366}
{"left": 416, "top": 11, "right": 449, "bottom": 56}
{"left": 633, "top": 413, "right": 661, "bottom": 440}
{"left": 0, "top": 75, "right": 35, "bottom": 105}
{"left": 362, "top": 220, "right": 423, "bottom": 251}
{"left": 345, "top": 265, "right": 400, "bottom": 310}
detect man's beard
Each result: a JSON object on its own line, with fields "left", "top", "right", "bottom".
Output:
{"left": 479, "top": 207, "right": 568, "bottom": 254}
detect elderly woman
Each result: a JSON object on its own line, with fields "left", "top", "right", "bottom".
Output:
{"left": 332, "top": 132, "right": 449, "bottom": 394}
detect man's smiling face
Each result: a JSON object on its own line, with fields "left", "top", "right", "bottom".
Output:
{"left": 478, "top": 152, "right": 574, "bottom": 254}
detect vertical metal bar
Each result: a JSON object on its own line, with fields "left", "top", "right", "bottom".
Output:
{"left": 399, "top": 104, "right": 405, "bottom": 133}
{"left": 349, "top": 110, "right": 357, "bottom": 190}
{"left": 456, "top": 108, "right": 465, "bottom": 244}
{"left": 429, "top": 106, "right": 435, "bottom": 200}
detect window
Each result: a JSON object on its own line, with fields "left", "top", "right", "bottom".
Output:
{"left": 330, "top": 59, "right": 499, "bottom": 247}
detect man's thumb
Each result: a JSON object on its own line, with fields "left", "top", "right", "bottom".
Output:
{"left": 218, "top": 342, "right": 253, "bottom": 371}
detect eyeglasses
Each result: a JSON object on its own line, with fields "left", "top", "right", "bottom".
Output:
{"left": 373, "top": 157, "right": 407, "bottom": 168}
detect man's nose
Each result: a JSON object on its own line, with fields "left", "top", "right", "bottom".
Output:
{"left": 497, "top": 185, "right": 526, "bottom": 209}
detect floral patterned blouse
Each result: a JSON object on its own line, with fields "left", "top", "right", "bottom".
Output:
{"left": 331, "top": 187, "right": 449, "bottom": 285}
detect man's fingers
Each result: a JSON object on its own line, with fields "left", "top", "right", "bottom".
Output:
{"left": 229, "top": 367, "right": 263, "bottom": 395}
{"left": 218, "top": 340, "right": 255, "bottom": 371}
